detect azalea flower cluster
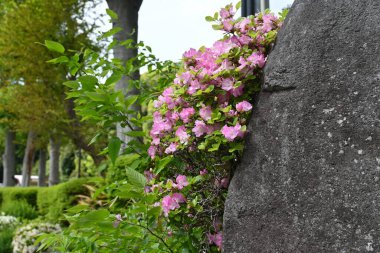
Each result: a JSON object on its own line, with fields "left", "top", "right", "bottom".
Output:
{"left": 145, "top": 171, "right": 190, "bottom": 217}
{"left": 148, "top": 4, "right": 281, "bottom": 159}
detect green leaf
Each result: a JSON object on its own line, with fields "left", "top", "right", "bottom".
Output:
{"left": 47, "top": 56, "right": 69, "bottom": 64}
{"left": 236, "top": 1, "right": 242, "bottom": 10}
{"left": 66, "top": 205, "right": 89, "bottom": 214}
{"left": 155, "top": 156, "right": 173, "bottom": 174}
{"left": 147, "top": 206, "right": 161, "bottom": 219}
{"left": 88, "top": 133, "right": 101, "bottom": 146}
{"left": 63, "top": 80, "right": 79, "bottom": 89}
{"left": 125, "top": 167, "right": 146, "bottom": 188}
{"left": 44, "top": 40, "right": 65, "bottom": 54}
{"left": 78, "top": 75, "right": 98, "bottom": 90}
{"left": 108, "top": 137, "right": 121, "bottom": 165}
{"left": 124, "top": 95, "right": 138, "bottom": 108}
{"left": 105, "top": 72, "right": 122, "bottom": 85}
{"left": 208, "top": 141, "right": 221, "bottom": 152}
{"left": 118, "top": 153, "right": 140, "bottom": 165}
{"left": 86, "top": 92, "right": 105, "bottom": 102}
{"left": 101, "top": 27, "right": 123, "bottom": 39}
{"left": 78, "top": 209, "right": 110, "bottom": 224}
{"left": 205, "top": 16, "right": 214, "bottom": 22}
{"left": 106, "top": 9, "right": 118, "bottom": 20}
{"left": 125, "top": 131, "right": 145, "bottom": 137}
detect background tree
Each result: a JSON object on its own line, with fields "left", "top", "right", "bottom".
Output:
{"left": 106, "top": 0, "right": 143, "bottom": 150}
{"left": 0, "top": 0, "right": 103, "bottom": 185}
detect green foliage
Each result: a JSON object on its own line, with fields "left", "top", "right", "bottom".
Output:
{"left": 107, "top": 153, "right": 141, "bottom": 181}
{"left": 1, "top": 200, "right": 38, "bottom": 220}
{"left": 0, "top": 187, "right": 39, "bottom": 208}
{"left": 37, "top": 178, "right": 92, "bottom": 221}
{"left": 0, "top": 227, "right": 14, "bottom": 253}
{"left": 0, "top": 178, "right": 94, "bottom": 222}
{"left": 37, "top": 2, "right": 288, "bottom": 252}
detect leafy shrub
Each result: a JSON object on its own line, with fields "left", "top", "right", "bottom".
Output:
{"left": 0, "top": 187, "right": 38, "bottom": 209}
{"left": 39, "top": 2, "right": 287, "bottom": 252}
{"left": 107, "top": 153, "right": 142, "bottom": 181}
{"left": 0, "top": 213, "right": 19, "bottom": 253}
{"left": 0, "top": 228, "right": 14, "bottom": 253}
{"left": 1, "top": 200, "right": 38, "bottom": 220}
{"left": 0, "top": 178, "right": 94, "bottom": 222}
{"left": 12, "top": 222, "right": 61, "bottom": 253}
{"left": 37, "top": 178, "right": 92, "bottom": 221}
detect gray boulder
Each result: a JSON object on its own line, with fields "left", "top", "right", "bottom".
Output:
{"left": 223, "top": 0, "right": 380, "bottom": 252}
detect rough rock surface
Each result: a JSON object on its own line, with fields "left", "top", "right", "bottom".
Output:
{"left": 223, "top": 1, "right": 380, "bottom": 252}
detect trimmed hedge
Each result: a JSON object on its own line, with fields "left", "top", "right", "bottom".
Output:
{"left": 0, "top": 178, "right": 94, "bottom": 222}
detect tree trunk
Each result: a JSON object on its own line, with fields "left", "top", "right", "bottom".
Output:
{"left": 21, "top": 131, "right": 36, "bottom": 187}
{"left": 106, "top": 0, "right": 143, "bottom": 150}
{"left": 64, "top": 97, "right": 104, "bottom": 165}
{"left": 49, "top": 137, "right": 60, "bottom": 186}
{"left": 77, "top": 148, "right": 81, "bottom": 178}
{"left": 38, "top": 149, "right": 47, "bottom": 186}
{"left": 2, "top": 129, "right": 16, "bottom": 186}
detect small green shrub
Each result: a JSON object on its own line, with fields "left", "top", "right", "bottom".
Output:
{"left": 0, "top": 178, "right": 94, "bottom": 222}
{"left": 0, "top": 187, "right": 38, "bottom": 210}
{"left": 37, "top": 178, "right": 92, "bottom": 221}
{"left": 1, "top": 200, "right": 38, "bottom": 220}
{"left": 0, "top": 228, "right": 14, "bottom": 253}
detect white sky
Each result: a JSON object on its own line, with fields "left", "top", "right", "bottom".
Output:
{"left": 97, "top": 0, "right": 294, "bottom": 62}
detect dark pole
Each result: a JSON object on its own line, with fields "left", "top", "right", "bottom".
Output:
{"left": 241, "top": 0, "right": 247, "bottom": 17}
{"left": 241, "top": 0, "right": 269, "bottom": 16}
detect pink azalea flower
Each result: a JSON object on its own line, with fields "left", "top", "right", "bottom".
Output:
{"left": 236, "top": 101, "right": 253, "bottom": 112}
{"left": 248, "top": 52, "right": 266, "bottom": 68}
{"left": 153, "top": 99, "right": 163, "bottom": 108}
{"left": 162, "top": 87, "right": 174, "bottom": 97}
{"left": 179, "top": 107, "right": 196, "bottom": 123}
{"left": 183, "top": 48, "right": 197, "bottom": 58}
{"left": 221, "top": 78, "right": 234, "bottom": 91}
{"left": 144, "top": 170, "right": 155, "bottom": 181}
{"left": 148, "top": 146, "right": 156, "bottom": 159}
{"left": 199, "top": 106, "right": 212, "bottom": 121}
{"left": 237, "top": 18, "right": 251, "bottom": 33}
{"left": 221, "top": 123, "right": 243, "bottom": 141}
{"left": 207, "top": 232, "right": 223, "bottom": 249}
{"left": 220, "top": 4, "right": 235, "bottom": 19}
{"left": 220, "top": 177, "right": 229, "bottom": 188}
{"left": 220, "top": 8, "right": 230, "bottom": 19}
{"left": 200, "top": 169, "right": 208, "bottom": 175}
{"left": 161, "top": 193, "right": 186, "bottom": 217}
{"left": 161, "top": 195, "right": 180, "bottom": 217}
{"left": 187, "top": 80, "right": 201, "bottom": 95}
{"left": 152, "top": 137, "right": 160, "bottom": 145}
{"left": 181, "top": 71, "right": 193, "bottom": 85}
{"left": 192, "top": 120, "right": 208, "bottom": 137}
{"left": 175, "top": 175, "right": 189, "bottom": 189}
{"left": 223, "top": 20, "right": 234, "bottom": 32}
{"left": 165, "top": 143, "right": 178, "bottom": 154}
{"left": 239, "top": 35, "right": 253, "bottom": 45}
{"left": 175, "top": 126, "right": 190, "bottom": 144}
{"left": 230, "top": 84, "right": 244, "bottom": 97}
{"left": 172, "top": 193, "right": 186, "bottom": 203}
